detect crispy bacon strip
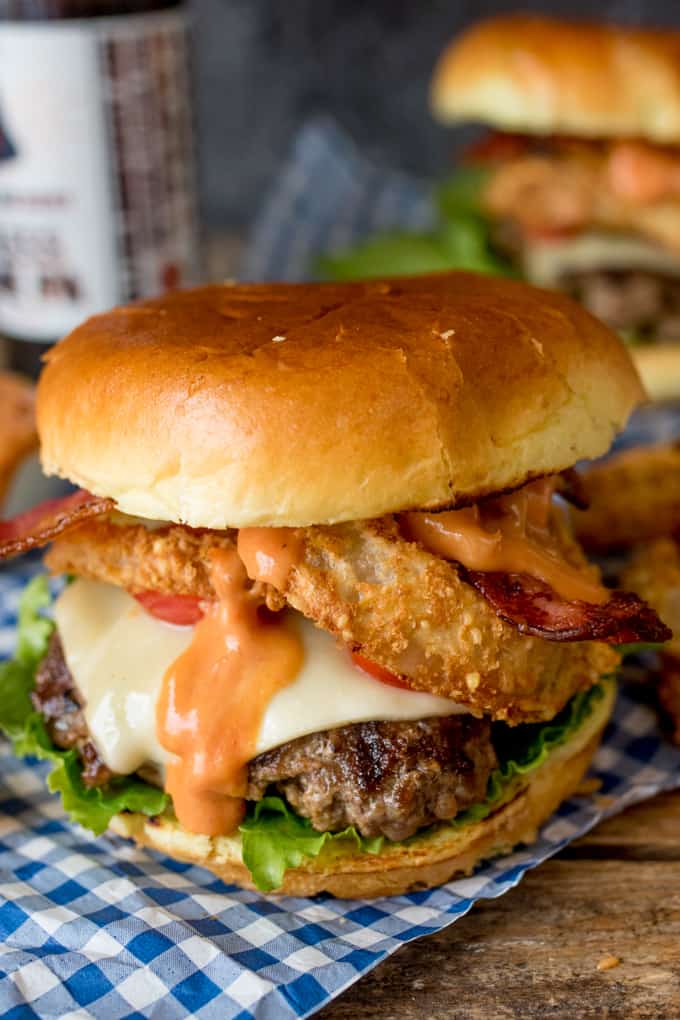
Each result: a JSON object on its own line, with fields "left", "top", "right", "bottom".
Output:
{"left": 463, "top": 569, "right": 672, "bottom": 645}
{"left": 0, "top": 490, "right": 113, "bottom": 559}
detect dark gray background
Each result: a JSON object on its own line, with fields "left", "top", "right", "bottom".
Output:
{"left": 192, "top": 0, "right": 680, "bottom": 229}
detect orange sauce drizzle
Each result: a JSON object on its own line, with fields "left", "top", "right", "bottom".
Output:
{"left": 156, "top": 547, "right": 303, "bottom": 836}
{"left": 237, "top": 526, "right": 303, "bottom": 589}
{"left": 403, "top": 479, "right": 608, "bottom": 604}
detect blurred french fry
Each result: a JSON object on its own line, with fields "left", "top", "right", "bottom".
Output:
{"left": 0, "top": 372, "right": 38, "bottom": 511}
{"left": 659, "top": 654, "right": 680, "bottom": 746}
{"left": 572, "top": 443, "right": 680, "bottom": 552}
{"left": 604, "top": 464, "right": 680, "bottom": 741}
{"left": 622, "top": 537, "right": 680, "bottom": 657}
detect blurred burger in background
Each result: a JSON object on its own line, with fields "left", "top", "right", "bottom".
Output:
{"left": 323, "top": 14, "right": 680, "bottom": 402}
{"left": 432, "top": 15, "right": 680, "bottom": 400}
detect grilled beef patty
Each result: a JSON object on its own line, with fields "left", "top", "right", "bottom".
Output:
{"left": 33, "top": 633, "right": 498, "bottom": 839}
{"left": 247, "top": 716, "right": 497, "bottom": 841}
{"left": 565, "top": 269, "right": 680, "bottom": 341}
{"left": 33, "top": 633, "right": 114, "bottom": 787}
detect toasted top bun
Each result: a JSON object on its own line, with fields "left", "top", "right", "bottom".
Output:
{"left": 432, "top": 15, "right": 680, "bottom": 143}
{"left": 37, "top": 273, "right": 643, "bottom": 529}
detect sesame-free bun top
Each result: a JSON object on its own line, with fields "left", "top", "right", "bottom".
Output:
{"left": 37, "top": 272, "right": 643, "bottom": 529}
{"left": 431, "top": 15, "right": 680, "bottom": 143}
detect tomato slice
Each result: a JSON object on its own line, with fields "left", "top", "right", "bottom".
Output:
{"left": 134, "top": 591, "right": 205, "bottom": 626}
{"left": 351, "top": 652, "right": 412, "bottom": 690}
{"left": 463, "top": 131, "right": 531, "bottom": 164}
{"left": 522, "top": 224, "right": 576, "bottom": 242}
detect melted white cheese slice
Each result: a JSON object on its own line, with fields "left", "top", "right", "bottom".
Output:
{"left": 524, "top": 231, "right": 680, "bottom": 287}
{"left": 54, "top": 578, "right": 465, "bottom": 777}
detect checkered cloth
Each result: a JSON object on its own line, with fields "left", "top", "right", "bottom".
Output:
{"left": 2, "top": 119, "right": 680, "bottom": 1019}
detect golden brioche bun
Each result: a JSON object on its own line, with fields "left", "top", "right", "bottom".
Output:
{"left": 631, "top": 344, "right": 680, "bottom": 402}
{"left": 37, "top": 273, "right": 642, "bottom": 528}
{"left": 109, "top": 679, "right": 614, "bottom": 899}
{"left": 431, "top": 15, "right": 680, "bottom": 143}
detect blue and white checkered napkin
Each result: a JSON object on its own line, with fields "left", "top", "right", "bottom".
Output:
{"left": 2, "top": 119, "right": 680, "bottom": 1020}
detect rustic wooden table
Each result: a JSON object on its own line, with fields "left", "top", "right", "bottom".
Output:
{"left": 319, "top": 791, "right": 680, "bottom": 1019}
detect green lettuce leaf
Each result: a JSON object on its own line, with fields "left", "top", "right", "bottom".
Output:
{"left": 316, "top": 230, "right": 468, "bottom": 281}
{"left": 0, "top": 575, "right": 167, "bottom": 835}
{"left": 615, "top": 642, "right": 665, "bottom": 657}
{"left": 433, "top": 165, "right": 490, "bottom": 220}
{"left": 452, "top": 682, "right": 605, "bottom": 828}
{"left": 317, "top": 167, "right": 514, "bottom": 282}
{"left": 240, "top": 796, "right": 383, "bottom": 894}
{"left": 240, "top": 683, "right": 606, "bottom": 890}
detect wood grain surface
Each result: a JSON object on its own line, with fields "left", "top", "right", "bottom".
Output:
{"left": 319, "top": 791, "right": 680, "bottom": 1020}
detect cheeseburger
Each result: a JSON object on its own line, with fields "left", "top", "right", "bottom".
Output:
{"left": 431, "top": 15, "right": 680, "bottom": 401}
{"left": 0, "top": 272, "right": 670, "bottom": 897}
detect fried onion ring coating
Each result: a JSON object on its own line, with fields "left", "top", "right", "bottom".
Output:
{"left": 45, "top": 518, "right": 235, "bottom": 599}
{"left": 47, "top": 513, "right": 617, "bottom": 723}
{"left": 281, "top": 517, "right": 616, "bottom": 723}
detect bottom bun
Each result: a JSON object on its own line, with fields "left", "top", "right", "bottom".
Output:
{"left": 110, "top": 680, "right": 615, "bottom": 899}
{"left": 631, "top": 344, "right": 680, "bottom": 403}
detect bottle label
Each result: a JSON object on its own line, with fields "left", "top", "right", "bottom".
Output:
{"left": 0, "top": 10, "right": 199, "bottom": 342}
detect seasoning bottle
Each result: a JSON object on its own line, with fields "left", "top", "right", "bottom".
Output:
{"left": 0, "top": 0, "right": 200, "bottom": 374}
